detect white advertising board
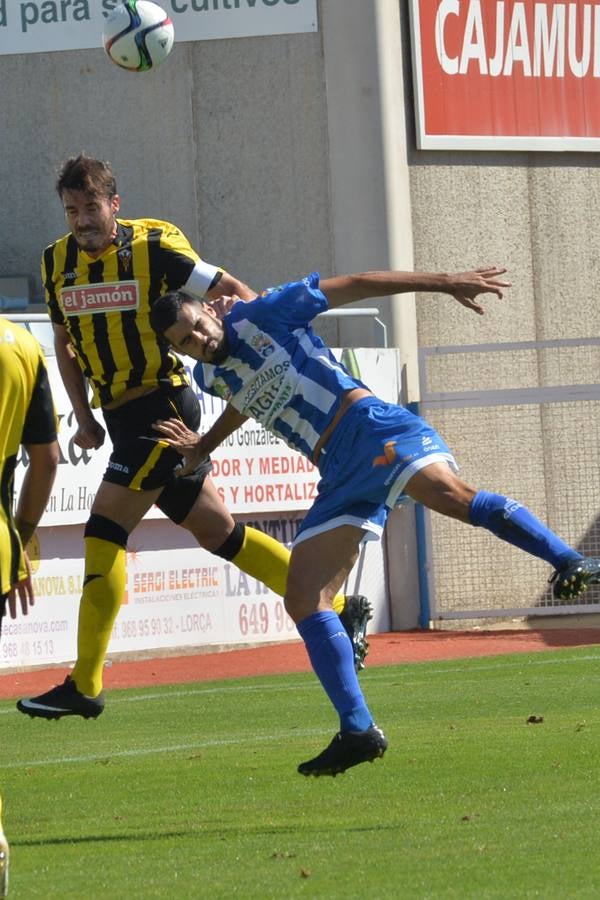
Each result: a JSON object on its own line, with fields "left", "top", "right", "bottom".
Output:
{"left": 1, "top": 519, "right": 305, "bottom": 669}
{"left": 0, "top": 0, "right": 318, "bottom": 57}
{"left": 1, "top": 514, "right": 391, "bottom": 670}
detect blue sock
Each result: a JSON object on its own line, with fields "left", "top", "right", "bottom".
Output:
{"left": 468, "top": 490, "right": 581, "bottom": 569}
{"left": 296, "top": 610, "right": 373, "bottom": 732}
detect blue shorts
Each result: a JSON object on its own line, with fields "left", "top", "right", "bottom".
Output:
{"left": 294, "top": 397, "right": 457, "bottom": 546}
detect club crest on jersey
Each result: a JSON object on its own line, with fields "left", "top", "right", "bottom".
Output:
{"left": 117, "top": 247, "right": 133, "bottom": 274}
{"left": 60, "top": 280, "right": 140, "bottom": 315}
{"left": 250, "top": 333, "right": 275, "bottom": 358}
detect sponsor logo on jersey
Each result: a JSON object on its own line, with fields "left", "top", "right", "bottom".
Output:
{"left": 107, "top": 460, "right": 130, "bottom": 474}
{"left": 213, "top": 381, "right": 232, "bottom": 402}
{"left": 248, "top": 381, "right": 294, "bottom": 422}
{"left": 60, "top": 280, "right": 139, "bottom": 315}
{"left": 244, "top": 361, "right": 290, "bottom": 405}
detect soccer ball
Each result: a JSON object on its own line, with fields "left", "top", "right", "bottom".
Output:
{"left": 103, "top": 1, "right": 175, "bottom": 72}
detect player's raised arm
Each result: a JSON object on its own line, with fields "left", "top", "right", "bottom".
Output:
{"left": 205, "top": 270, "right": 257, "bottom": 303}
{"left": 319, "top": 267, "right": 511, "bottom": 316}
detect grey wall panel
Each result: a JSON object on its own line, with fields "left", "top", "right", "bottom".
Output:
{"left": 0, "top": 32, "right": 332, "bottom": 302}
{"left": 1, "top": 47, "right": 199, "bottom": 299}
{"left": 187, "top": 32, "right": 332, "bottom": 293}
{"left": 527, "top": 160, "right": 600, "bottom": 343}
{"left": 408, "top": 157, "right": 536, "bottom": 348}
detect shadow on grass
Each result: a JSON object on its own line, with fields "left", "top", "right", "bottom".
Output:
{"left": 12, "top": 821, "right": 394, "bottom": 848}
{"left": 11, "top": 831, "right": 192, "bottom": 848}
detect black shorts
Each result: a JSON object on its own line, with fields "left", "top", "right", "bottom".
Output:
{"left": 102, "top": 385, "right": 213, "bottom": 524}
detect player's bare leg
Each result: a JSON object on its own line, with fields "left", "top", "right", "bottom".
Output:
{"left": 285, "top": 526, "right": 387, "bottom": 776}
{"left": 181, "top": 479, "right": 371, "bottom": 668}
{"left": 405, "top": 463, "right": 600, "bottom": 600}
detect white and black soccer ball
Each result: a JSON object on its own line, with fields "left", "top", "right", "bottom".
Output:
{"left": 103, "top": 1, "right": 175, "bottom": 72}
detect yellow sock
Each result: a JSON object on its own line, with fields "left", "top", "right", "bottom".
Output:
{"left": 71, "top": 537, "right": 126, "bottom": 698}
{"left": 232, "top": 526, "right": 345, "bottom": 614}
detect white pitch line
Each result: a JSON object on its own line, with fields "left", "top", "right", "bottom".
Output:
{"left": 0, "top": 680, "right": 319, "bottom": 716}
{"left": 394, "top": 652, "right": 600, "bottom": 676}
{"left": 2, "top": 651, "right": 600, "bottom": 718}
{"left": 0, "top": 727, "right": 329, "bottom": 771}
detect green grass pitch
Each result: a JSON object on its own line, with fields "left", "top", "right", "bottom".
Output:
{"left": 2, "top": 647, "right": 600, "bottom": 898}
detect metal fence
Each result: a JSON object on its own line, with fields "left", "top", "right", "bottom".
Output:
{"left": 417, "top": 338, "right": 600, "bottom": 622}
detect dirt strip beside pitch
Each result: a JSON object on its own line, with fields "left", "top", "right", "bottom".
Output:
{"left": 1, "top": 628, "right": 600, "bottom": 700}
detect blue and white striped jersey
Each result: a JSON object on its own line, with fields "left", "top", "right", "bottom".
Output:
{"left": 193, "top": 273, "right": 369, "bottom": 460}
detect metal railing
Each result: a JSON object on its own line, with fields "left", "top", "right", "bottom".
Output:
{"left": 8, "top": 309, "right": 390, "bottom": 348}
{"left": 319, "top": 308, "right": 388, "bottom": 347}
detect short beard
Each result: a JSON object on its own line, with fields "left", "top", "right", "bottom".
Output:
{"left": 209, "top": 334, "right": 230, "bottom": 365}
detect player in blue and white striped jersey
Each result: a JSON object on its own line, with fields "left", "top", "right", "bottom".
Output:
{"left": 150, "top": 266, "right": 600, "bottom": 776}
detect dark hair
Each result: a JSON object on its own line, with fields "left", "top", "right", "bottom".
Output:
{"left": 56, "top": 154, "right": 117, "bottom": 200}
{"left": 150, "top": 291, "right": 195, "bottom": 337}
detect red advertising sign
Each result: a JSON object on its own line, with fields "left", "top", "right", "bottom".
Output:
{"left": 409, "top": 0, "right": 600, "bottom": 150}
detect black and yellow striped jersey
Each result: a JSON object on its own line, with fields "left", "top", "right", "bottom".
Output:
{"left": 42, "top": 218, "right": 216, "bottom": 408}
{"left": 0, "top": 318, "right": 57, "bottom": 595}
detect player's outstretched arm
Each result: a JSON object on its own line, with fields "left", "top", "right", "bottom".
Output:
{"left": 319, "top": 267, "right": 511, "bottom": 316}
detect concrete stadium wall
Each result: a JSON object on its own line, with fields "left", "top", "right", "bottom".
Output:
{"left": 0, "top": 31, "right": 333, "bottom": 305}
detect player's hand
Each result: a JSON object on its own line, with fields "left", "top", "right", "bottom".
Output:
{"left": 153, "top": 418, "right": 209, "bottom": 476}
{"left": 445, "top": 266, "right": 511, "bottom": 315}
{"left": 7, "top": 552, "right": 34, "bottom": 619}
{"left": 208, "top": 294, "right": 240, "bottom": 319}
{"left": 74, "top": 417, "right": 105, "bottom": 450}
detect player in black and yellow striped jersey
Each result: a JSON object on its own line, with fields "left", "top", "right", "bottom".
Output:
{"left": 18, "top": 155, "right": 370, "bottom": 721}
{"left": 0, "top": 318, "right": 58, "bottom": 628}
{"left": 43, "top": 216, "right": 202, "bottom": 409}
{"left": 0, "top": 318, "right": 59, "bottom": 894}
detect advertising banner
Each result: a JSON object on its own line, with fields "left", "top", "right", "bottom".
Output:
{"left": 0, "top": 0, "right": 317, "bottom": 57}
{"left": 0, "top": 521, "right": 303, "bottom": 669}
{"left": 1, "top": 510, "right": 391, "bottom": 670}
{"left": 410, "top": 0, "right": 600, "bottom": 150}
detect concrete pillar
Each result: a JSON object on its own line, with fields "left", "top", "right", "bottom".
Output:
{"left": 321, "top": 0, "right": 420, "bottom": 403}
{"left": 321, "top": 0, "right": 422, "bottom": 628}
